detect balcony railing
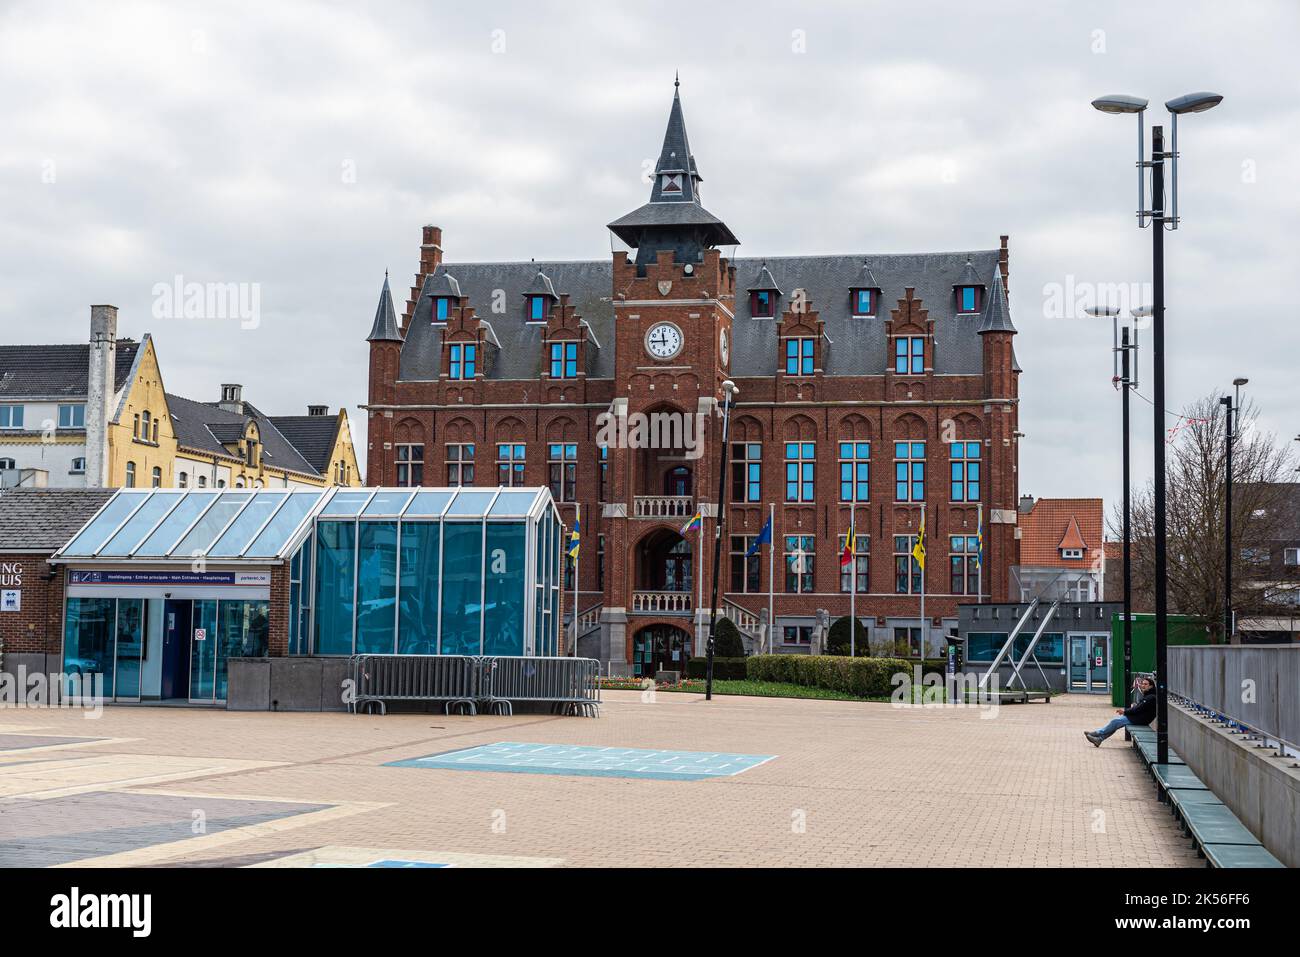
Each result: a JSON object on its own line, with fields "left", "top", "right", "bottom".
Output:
{"left": 633, "top": 495, "right": 694, "bottom": 519}
{"left": 632, "top": 591, "right": 693, "bottom": 615}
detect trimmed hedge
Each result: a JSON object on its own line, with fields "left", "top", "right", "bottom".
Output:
{"left": 712, "top": 617, "right": 747, "bottom": 658}
{"left": 825, "top": 616, "right": 871, "bottom": 656}
{"left": 686, "top": 656, "right": 748, "bottom": 680}
{"left": 747, "top": 653, "right": 915, "bottom": 698}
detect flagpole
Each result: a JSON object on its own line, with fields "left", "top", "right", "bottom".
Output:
{"left": 572, "top": 504, "right": 580, "bottom": 657}
{"left": 919, "top": 502, "right": 926, "bottom": 663}
{"left": 849, "top": 501, "right": 857, "bottom": 658}
{"left": 977, "top": 503, "right": 984, "bottom": 605}
{"left": 697, "top": 516, "right": 704, "bottom": 656}
{"left": 767, "top": 502, "right": 775, "bottom": 655}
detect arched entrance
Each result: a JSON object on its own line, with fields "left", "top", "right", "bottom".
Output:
{"left": 633, "top": 623, "right": 693, "bottom": 678}
{"left": 636, "top": 528, "right": 693, "bottom": 594}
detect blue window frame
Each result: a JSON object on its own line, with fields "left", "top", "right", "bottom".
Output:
{"left": 449, "top": 343, "right": 476, "bottom": 380}
{"left": 950, "top": 441, "right": 981, "bottom": 502}
{"left": 960, "top": 286, "right": 978, "bottom": 312}
{"left": 434, "top": 297, "right": 450, "bottom": 321}
{"left": 529, "top": 296, "right": 548, "bottom": 322}
{"left": 894, "top": 441, "right": 925, "bottom": 502}
{"left": 549, "top": 341, "right": 578, "bottom": 378}
{"left": 784, "top": 442, "right": 815, "bottom": 502}
{"left": 894, "top": 337, "right": 925, "bottom": 375}
{"left": 853, "top": 289, "right": 873, "bottom": 315}
{"left": 784, "top": 337, "right": 814, "bottom": 375}
{"left": 731, "top": 443, "right": 762, "bottom": 502}
{"left": 839, "top": 441, "right": 870, "bottom": 502}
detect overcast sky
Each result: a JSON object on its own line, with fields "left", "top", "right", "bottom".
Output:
{"left": 2, "top": 0, "right": 1296, "bottom": 508}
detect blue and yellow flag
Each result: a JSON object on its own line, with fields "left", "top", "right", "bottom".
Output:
{"left": 911, "top": 512, "right": 926, "bottom": 570}
{"left": 976, "top": 510, "right": 984, "bottom": 568}
{"left": 567, "top": 505, "right": 581, "bottom": 559}
{"left": 680, "top": 511, "right": 703, "bottom": 535}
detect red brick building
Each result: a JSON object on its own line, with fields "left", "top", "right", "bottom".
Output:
{"left": 364, "top": 83, "right": 1022, "bottom": 674}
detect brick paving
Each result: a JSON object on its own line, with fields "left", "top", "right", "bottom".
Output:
{"left": 0, "top": 691, "right": 1200, "bottom": 867}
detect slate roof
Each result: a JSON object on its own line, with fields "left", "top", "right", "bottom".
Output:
{"left": 268, "top": 415, "right": 341, "bottom": 474}
{"left": 166, "top": 392, "right": 320, "bottom": 477}
{"left": 366, "top": 275, "right": 402, "bottom": 342}
{"left": 395, "top": 249, "right": 1012, "bottom": 381}
{"left": 0, "top": 340, "right": 140, "bottom": 400}
{"left": 0, "top": 488, "right": 115, "bottom": 551}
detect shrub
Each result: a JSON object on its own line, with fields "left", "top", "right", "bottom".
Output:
{"left": 712, "top": 617, "right": 747, "bottom": 658}
{"left": 747, "top": 653, "right": 915, "bottom": 699}
{"left": 825, "top": 617, "right": 871, "bottom": 656}
{"left": 685, "top": 656, "right": 748, "bottom": 680}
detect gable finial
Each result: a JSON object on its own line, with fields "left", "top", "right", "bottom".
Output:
{"left": 674, "top": 70, "right": 680, "bottom": 90}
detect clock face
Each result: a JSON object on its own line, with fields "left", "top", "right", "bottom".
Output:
{"left": 719, "top": 328, "right": 729, "bottom": 365}
{"left": 645, "top": 322, "right": 683, "bottom": 360}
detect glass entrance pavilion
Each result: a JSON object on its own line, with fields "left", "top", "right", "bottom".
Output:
{"left": 52, "top": 487, "right": 564, "bottom": 703}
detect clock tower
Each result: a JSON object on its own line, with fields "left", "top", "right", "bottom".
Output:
{"left": 602, "top": 78, "right": 740, "bottom": 658}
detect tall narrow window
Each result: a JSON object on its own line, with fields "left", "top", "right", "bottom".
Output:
{"left": 894, "top": 534, "right": 922, "bottom": 594}
{"left": 125, "top": 461, "right": 136, "bottom": 487}
{"left": 597, "top": 535, "right": 605, "bottom": 591}
{"left": 839, "top": 534, "right": 870, "bottom": 593}
{"left": 894, "top": 337, "right": 925, "bottom": 374}
{"left": 958, "top": 286, "right": 980, "bottom": 312}
{"left": 548, "top": 443, "right": 577, "bottom": 502}
{"left": 598, "top": 445, "right": 608, "bottom": 502}
{"left": 549, "top": 342, "right": 578, "bottom": 378}
{"left": 839, "top": 442, "right": 870, "bottom": 502}
{"left": 730, "top": 535, "right": 761, "bottom": 593}
{"left": 751, "top": 290, "right": 774, "bottom": 317}
{"left": 151, "top": 466, "right": 162, "bottom": 487}
{"left": 784, "top": 535, "right": 815, "bottom": 593}
{"left": 731, "top": 443, "right": 762, "bottom": 502}
{"left": 950, "top": 535, "right": 980, "bottom": 596}
{"left": 446, "top": 444, "right": 475, "bottom": 486}
{"left": 434, "top": 297, "right": 451, "bottom": 322}
{"left": 853, "top": 289, "right": 874, "bottom": 316}
{"left": 784, "top": 337, "right": 815, "bottom": 375}
{"left": 396, "top": 444, "right": 424, "bottom": 486}
{"left": 784, "top": 442, "right": 815, "bottom": 502}
{"left": 529, "top": 296, "right": 549, "bottom": 322}
{"left": 950, "top": 441, "right": 981, "bottom": 502}
{"left": 894, "top": 442, "right": 925, "bottom": 502}
{"left": 496, "top": 444, "right": 525, "bottom": 486}
{"left": 449, "top": 343, "right": 476, "bottom": 380}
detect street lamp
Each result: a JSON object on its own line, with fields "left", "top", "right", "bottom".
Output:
{"left": 1093, "top": 90, "right": 1222, "bottom": 765}
{"left": 705, "top": 379, "right": 738, "bottom": 701}
{"left": 1086, "top": 304, "right": 1142, "bottom": 710}
{"left": 1221, "top": 377, "right": 1248, "bottom": 643}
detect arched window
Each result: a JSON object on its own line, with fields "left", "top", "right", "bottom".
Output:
{"left": 178, "top": 471, "right": 188, "bottom": 488}
{"left": 197, "top": 474, "right": 207, "bottom": 487}
{"left": 70, "top": 457, "right": 86, "bottom": 474}
{"left": 151, "top": 466, "right": 162, "bottom": 487}
{"left": 125, "top": 461, "right": 136, "bottom": 487}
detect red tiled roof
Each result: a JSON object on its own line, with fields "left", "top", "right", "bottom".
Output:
{"left": 1020, "top": 498, "right": 1105, "bottom": 567}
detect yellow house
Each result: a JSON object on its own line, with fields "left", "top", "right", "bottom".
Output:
{"left": 108, "top": 335, "right": 179, "bottom": 488}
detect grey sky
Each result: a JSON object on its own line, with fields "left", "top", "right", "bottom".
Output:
{"left": 2, "top": 0, "right": 1296, "bottom": 507}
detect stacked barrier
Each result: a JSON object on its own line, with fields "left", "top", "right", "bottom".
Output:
{"left": 347, "top": 654, "right": 600, "bottom": 717}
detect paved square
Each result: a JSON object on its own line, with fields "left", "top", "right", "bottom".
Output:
{"left": 0, "top": 692, "right": 1202, "bottom": 867}
{"left": 388, "top": 742, "right": 775, "bottom": 780}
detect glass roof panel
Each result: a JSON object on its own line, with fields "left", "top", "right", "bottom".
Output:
{"left": 245, "top": 490, "right": 324, "bottom": 557}
{"left": 208, "top": 492, "right": 290, "bottom": 557}
{"left": 361, "top": 490, "right": 414, "bottom": 516}
{"left": 97, "top": 492, "right": 184, "bottom": 556}
{"left": 404, "top": 490, "right": 454, "bottom": 517}
{"left": 62, "top": 492, "right": 150, "bottom": 556}
{"left": 488, "top": 490, "right": 541, "bottom": 517}
{"left": 135, "top": 492, "right": 219, "bottom": 556}
{"left": 444, "top": 489, "right": 497, "bottom": 517}
{"left": 172, "top": 492, "right": 253, "bottom": 557}
{"left": 319, "top": 490, "right": 373, "bottom": 517}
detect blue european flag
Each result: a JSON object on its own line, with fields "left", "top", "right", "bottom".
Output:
{"left": 746, "top": 515, "right": 772, "bottom": 558}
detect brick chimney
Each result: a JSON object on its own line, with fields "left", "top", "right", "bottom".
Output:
{"left": 307, "top": 404, "right": 328, "bottom": 416}
{"left": 403, "top": 224, "right": 444, "bottom": 326}
{"left": 218, "top": 383, "right": 243, "bottom": 413}
{"left": 85, "top": 305, "right": 117, "bottom": 488}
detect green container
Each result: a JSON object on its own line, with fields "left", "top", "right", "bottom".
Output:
{"left": 1109, "top": 613, "right": 1212, "bottom": 706}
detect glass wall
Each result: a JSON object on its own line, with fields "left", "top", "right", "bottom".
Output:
{"left": 356, "top": 522, "right": 397, "bottom": 653}
{"left": 190, "top": 599, "right": 218, "bottom": 701}
{"left": 398, "top": 522, "right": 439, "bottom": 654}
{"left": 215, "top": 599, "right": 269, "bottom": 701}
{"left": 440, "top": 522, "right": 483, "bottom": 655}
{"left": 483, "top": 523, "right": 526, "bottom": 655}
{"left": 63, "top": 597, "right": 115, "bottom": 697}
{"left": 114, "top": 598, "right": 145, "bottom": 699}
{"left": 314, "top": 520, "right": 356, "bottom": 655}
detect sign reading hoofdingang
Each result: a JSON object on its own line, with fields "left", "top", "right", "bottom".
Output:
{"left": 67, "top": 570, "right": 271, "bottom": 586}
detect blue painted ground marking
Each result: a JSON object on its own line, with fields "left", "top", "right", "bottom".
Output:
{"left": 386, "top": 742, "right": 776, "bottom": 781}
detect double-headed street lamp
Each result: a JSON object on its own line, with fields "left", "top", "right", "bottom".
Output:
{"left": 705, "top": 379, "right": 738, "bottom": 701}
{"left": 1086, "top": 304, "right": 1144, "bottom": 709}
{"left": 1092, "top": 90, "right": 1222, "bottom": 765}
{"left": 1221, "top": 377, "right": 1248, "bottom": 643}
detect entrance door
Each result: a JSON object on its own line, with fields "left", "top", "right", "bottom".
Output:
{"left": 663, "top": 539, "right": 692, "bottom": 594}
{"left": 189, "top": 599, "right": 219, "bottom": 703}
{"left": 633, "top": 625, "right": 691, "bottom": 678}
{"left": 664, "top": 466, "right": 692, "bottom": 497}
{"left": 1068, "top": 634, "right": 1110, "bottom": 694}
{"left": 161, "top": 599, "right": 193, "bottom": 699}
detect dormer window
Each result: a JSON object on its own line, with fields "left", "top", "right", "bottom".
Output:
{"left": 434, "top": 297, "right": 451, "bottom": 322}
{"left": 661, "top": 173, "right": 683, "bottom": 195}
{"left": 852, "top": 289, "right": 875, "bottom": 316}
{"left": 1061, "top": 548, "right": 1084, "bottom": 560}
{"left": 751, "top": 290, "right": 775, "bottom": 317}
{"left": 528, "top": 296, "right": 550, "bottom": 323}
{"left": 957, "top": 285, "right": 982, "bottom": 313}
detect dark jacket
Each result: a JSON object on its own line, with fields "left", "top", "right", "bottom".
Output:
{"left": 1124, "top": 688, "right": 1158, "bottom": 726}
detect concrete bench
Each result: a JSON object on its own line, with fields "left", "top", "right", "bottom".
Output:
{"left": 1136, "top": 738, "right": 1185, "bottom": 766}
{"left": 1152, "top": 763, "right": 1210, "bottom": 800}
{"left": 1201, "top": 843, "right": 1285, "bottom": 868}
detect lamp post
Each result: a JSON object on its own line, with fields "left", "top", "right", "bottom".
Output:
{"left": 1092, "top": 90, "right": 1222, "bottom": 765}
{"left": 1087, "top": 304, "right": 1143, "bottom": 709}
{"left": 705, "top": 379, "right": 738, "bottom": 701}
{"left": 1221, "top": 377, "right": 1248, "bottom": 643}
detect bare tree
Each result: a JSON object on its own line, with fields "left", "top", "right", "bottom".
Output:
{"left": 1112, "top": 392, "right": 1297, "bottom": 641}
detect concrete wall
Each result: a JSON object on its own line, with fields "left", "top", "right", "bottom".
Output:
{"left": 226, "top": 656, "right": 350, "bottom": 712}
{"left": 1169, "top": 702, "right": 1299, "bottom": 868}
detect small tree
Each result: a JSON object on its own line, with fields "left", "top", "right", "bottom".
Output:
{"left": 712, "top": 617, "right": 746, "bottom": 657}
{"left": 825, "top": 616, "right": 870, "bottom": 656}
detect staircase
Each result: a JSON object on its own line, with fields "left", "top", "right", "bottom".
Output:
{"left": 723, "top": 599, "right": 766, "bottom": 653}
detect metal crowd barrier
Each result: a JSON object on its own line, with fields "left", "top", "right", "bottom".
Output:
{"left": 350, "top": 654, "right": 479, "bottom": 716}
{"left": 347, "top": 654, "right": 600, "bottom": 717}
{"left": 478, "top": 656, "right": 601, "bottom": 717}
